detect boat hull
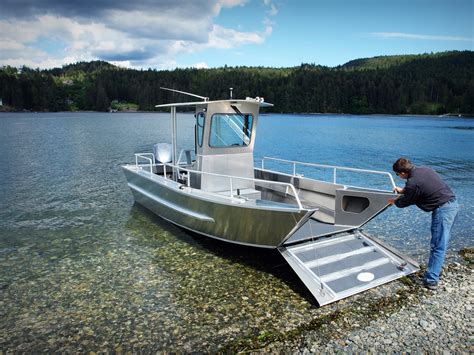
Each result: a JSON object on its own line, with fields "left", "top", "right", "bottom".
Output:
{"left": 123, "top": 166, "right": 310, "bottom": 248}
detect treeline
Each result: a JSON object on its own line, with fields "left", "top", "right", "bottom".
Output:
{"left": 1, "top": 51, "right": 473, "bottom": 115}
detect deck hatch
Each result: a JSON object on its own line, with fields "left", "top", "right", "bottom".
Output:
{"left": 279, "top": 230, "right": 419, "bottom": 306}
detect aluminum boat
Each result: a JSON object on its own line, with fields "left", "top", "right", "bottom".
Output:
{"left": 122, "top": 89, "right": 419, "bottom": 305}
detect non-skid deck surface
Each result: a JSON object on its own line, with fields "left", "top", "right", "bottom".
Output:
{"left": 279, "top": 231, "right": 419, "bottom": 306}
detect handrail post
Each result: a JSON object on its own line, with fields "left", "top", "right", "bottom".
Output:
{"left": 388, "top": 173, "right": 396, "bottom": 190}
{"left": 333, "top": 168, "right": 337, "bottom": 183}
{"left": 288, "top": 184, "right": 303, "bottom": 210}
{"left": 293, "top": 162, "right": 296, "bottom": 176}
{"left": 163, "top": 163, "right": 167, "bottom": 179}
{"left": 229, "top": 177, "right": 233, "bottom": 198}
{"left": 134, "top": 153, "right": 155, "bottom": 174}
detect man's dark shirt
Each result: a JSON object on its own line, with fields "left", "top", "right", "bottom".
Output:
{"left": 395, "top": 166, "right": 455, "bottom": 212}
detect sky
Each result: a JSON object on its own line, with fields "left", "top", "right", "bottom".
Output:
{"left": 0, "top": 0, "right": 472, "bottom": 70}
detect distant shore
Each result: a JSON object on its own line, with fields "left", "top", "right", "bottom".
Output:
{"left": 1, "top": 107, "right": 472, "bottom": 118}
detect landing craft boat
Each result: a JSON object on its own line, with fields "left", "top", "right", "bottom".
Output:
{"left": 122, "top": 88, "right": 419, "bottom": 306}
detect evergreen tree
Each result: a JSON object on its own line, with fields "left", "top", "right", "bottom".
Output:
{"left": 0, "top": 51, "right": 473, "bottom": 115}
{"left": 95, "top": 85, "right": 109, "bottom": 112}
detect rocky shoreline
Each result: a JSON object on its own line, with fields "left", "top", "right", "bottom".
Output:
{"left": 254, "top": 250, "right": 473, "bottom": 353}
{"left": 1, "top": 246, "right": 472, "bottom": 353}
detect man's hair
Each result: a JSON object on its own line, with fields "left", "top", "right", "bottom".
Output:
{"left": 393, "top": 157, "right": 414, "bottom": 173}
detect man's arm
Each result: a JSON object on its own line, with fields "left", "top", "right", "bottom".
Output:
{"left": 393, "top": 186, "right": 404, "bottom": 194}
{"left": 394, "top": 184, "right": 419, "bottom": 208}
{"left": 388, "top": 186, "right": 405, "bottom": 205}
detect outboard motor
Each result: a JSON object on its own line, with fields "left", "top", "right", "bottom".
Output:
{"left": 153, "top": 143, "right": 173, "bottom": 163}
{"left": 153, "top": 143, "right": 173, "bottom": 175}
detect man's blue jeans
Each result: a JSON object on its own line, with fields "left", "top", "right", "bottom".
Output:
{"left": 424, "top": 199, "right": 459, "bottom": 285}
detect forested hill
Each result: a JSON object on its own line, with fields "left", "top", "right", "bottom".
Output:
{"left": 1, "top": 51, "right": 473, "bottom": 115}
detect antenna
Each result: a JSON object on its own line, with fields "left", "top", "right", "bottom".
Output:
{"left": 160, "top": 87, "right": 208, "bottom": 101}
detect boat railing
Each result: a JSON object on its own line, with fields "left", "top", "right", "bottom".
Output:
{"left": 135, "top": 153, "right": 155, "bottom": 174}
{"left": 152, "top": 161, "right": 304, "bottom": 210}
{"left": 260, "top": 156, "right": 396, "bottom": 190}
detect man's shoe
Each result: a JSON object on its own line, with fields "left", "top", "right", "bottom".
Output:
{"left": 423, "top": 282, "right": 438, "bottom": 290}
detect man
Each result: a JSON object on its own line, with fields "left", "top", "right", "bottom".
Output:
{"left": 388, "top": 157, "right": 458, "bottom": 290}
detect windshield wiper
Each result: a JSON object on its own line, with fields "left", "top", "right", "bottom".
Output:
{"left": 231, "top": 105, "right": 245, "bottom": 118}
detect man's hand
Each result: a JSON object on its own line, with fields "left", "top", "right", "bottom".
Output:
{"left": 393, "top": 186, "right": 404, "bottom": 194}
{"left": 388, "top": 198, "right": 397, "bottom": 205}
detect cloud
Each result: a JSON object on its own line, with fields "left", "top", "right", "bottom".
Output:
{"left": 371, "top": 32, "right": 473, "bottom": 42}
{"left": 0, "top": 0, "right": 275, "bottom": 69}
{"left": 94, "top": 48, "right": 158, "bottom": 62}
{"left": 213, "top": 0, "right": 248, "bottom": 14}
{"left": 0, "top": 0, "right": 212, "bottom": 20}
{"left": 208, "top": 24, "right": 267, "bottom": 49}
{"left": 264, "top": 0, "right": 277, "bottom": 16}
{"left": 193, "top": 62, "right": 209, "bottom": 69}
{"left": 0, "top": 40, "right": 44, "bottom": 60}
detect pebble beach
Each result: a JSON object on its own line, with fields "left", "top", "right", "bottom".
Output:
{"left": 261, "top": 251, "right": 473, "bottom": 353}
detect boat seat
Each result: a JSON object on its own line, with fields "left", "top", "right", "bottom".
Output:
{"left": 301, "top": 199, "right": 335, "bottom": 224}
{"left": 178, "top": 149, "right": 193, "bottom": 166}
{"left": 311, "top": 209, "right": 335, "bottom": 224}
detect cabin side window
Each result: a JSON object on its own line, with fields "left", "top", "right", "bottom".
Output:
{"left": 196, "top": 112, "right": 205, "bottom": 147}
{"left": 209, "top": 113, "right": 253, "bottom": 148}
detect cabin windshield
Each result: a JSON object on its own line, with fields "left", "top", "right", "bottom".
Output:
{"left": 209, "top": 113, "right": 253, "bottom": 148}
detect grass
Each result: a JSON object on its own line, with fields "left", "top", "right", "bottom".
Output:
{"left": 110, "top": 102, "right": 139, "bottom": 111}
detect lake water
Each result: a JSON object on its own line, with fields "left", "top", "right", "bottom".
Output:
{"left": 0, "top": 112, "right": 473, "bottom": 351}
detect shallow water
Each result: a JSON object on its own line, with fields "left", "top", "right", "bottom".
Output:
{"left": 0, "top": 112, "right": 473, "bottom": 351}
